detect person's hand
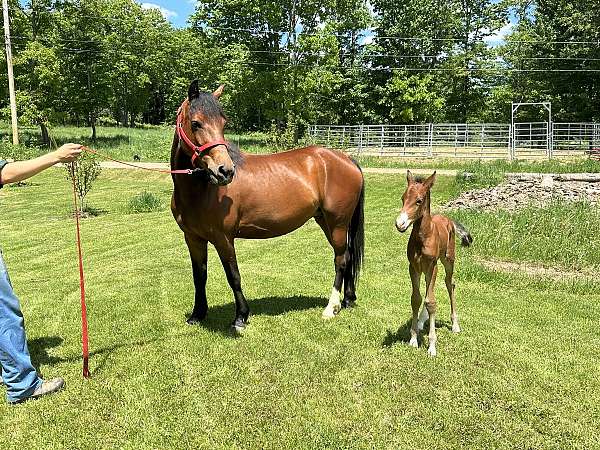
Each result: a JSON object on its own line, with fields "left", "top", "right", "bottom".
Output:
{"left": 54, "top": 143, "right": 83, "bottom": 163}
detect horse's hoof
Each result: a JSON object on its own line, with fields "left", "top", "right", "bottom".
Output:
{"left": 408, "top": 337, "right": 418, "bottom": 348}
{"left": 186, "top": 316, "right": 204, "bottom": 325}
{"left": 322, "top": 304, "right": 340, "bottom": 319}
{"left": 230, "top": 318, "right": 247, "bottom": 335}
{"left": 428, "top": 346, "right": 437, "bottom": 357}
{"left": 452, "top": 324, "right": 461, "bottom": 333}
{"left": 341, "top": 299, "right": 356, "bottom": 309}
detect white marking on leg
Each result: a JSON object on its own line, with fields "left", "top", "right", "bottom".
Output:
{"left": 417, "top": 306, "right": 429, "bottom": 331}
{"left": 428, "top": 309, "right": 437, "bottom": 357}
{"left": 408, "top": 334, "right": 418, "bottom": 348}
{"left": 451, "top": 313, "right": 461, "bottom": 333}
{"left": 322, "top": 287, "right": 341, "bottom": 319}
{"left": 427, "top": 344, "right": 437, "bottom": 357}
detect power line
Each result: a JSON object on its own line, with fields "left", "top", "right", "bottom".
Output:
{"left": 4, "top": 35, "right": 600, "bottom": 65}
{"left": 8, "top": 5, "right": 600, "bottom": 47}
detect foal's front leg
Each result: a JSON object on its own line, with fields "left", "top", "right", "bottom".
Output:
{"left": 424, "top": 262, "right": 439, "bottom": 357}
{"left": 215, "top": 238, "right": 250, "bottom": 333}
{"left": 408, "top": 264, "right": 422, "bottom": 348}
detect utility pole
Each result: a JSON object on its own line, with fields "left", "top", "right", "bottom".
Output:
{"left": 2, "top": 0, "right": 19, "bottom": 145}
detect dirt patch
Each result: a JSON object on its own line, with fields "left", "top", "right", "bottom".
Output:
{"left": 446, "top": 173, "right": 600, "bottom": 211}
{"left": 475, "top": 257, "right": 599, "bottom": 281}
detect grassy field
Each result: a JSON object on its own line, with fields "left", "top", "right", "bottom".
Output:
{"left": 0, "top": 124, "right": 272, "bottom": 162}
{"left": 0, "top": 166, "right": 599, "bottom": 449}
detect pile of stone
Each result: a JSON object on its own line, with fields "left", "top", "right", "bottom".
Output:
{"left": 445, "top": 173, "right": 600, "bottom": 211}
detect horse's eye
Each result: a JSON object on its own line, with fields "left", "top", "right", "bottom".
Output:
{"left": 416, "top": 198, "right": 423, "bottom": 205}
{"left": 191, "top": 121, "right": 202, "bottom": 131}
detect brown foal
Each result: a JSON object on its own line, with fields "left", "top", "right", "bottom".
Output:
{"left": 396, "top": 171, "right": 472, "bottom": 357}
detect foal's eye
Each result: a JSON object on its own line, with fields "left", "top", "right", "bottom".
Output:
{"left": 416, "top": 198, "right": 423, "bottom": 205}
{"left": 191, "top": 121, "right": 202, "bottom": 131}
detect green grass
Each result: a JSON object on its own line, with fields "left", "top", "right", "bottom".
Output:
{"left": 1, "top": 124, "right": 273, "bottom": 162}
{"left": 0, "top": 168, "right": 599, "bottom": 448}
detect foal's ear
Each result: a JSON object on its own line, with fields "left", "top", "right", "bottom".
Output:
{"left": 407, "top": 170, "right": 414, "bottom": 184}
{"left": 188, "top": 80, "right": 200, "bottom": 101}
{"left": 213, "top": 84, "right": 225, "bottom": 99}
{"left": 424, "top": 171, "right": 436, "bottom": 188}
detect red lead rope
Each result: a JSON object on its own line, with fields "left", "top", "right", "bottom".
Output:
{"left": 70, "top": 146, "right": 198, "bottom": 378}
{"left": 70, "top": 169, "right": 90, "bottom": 379}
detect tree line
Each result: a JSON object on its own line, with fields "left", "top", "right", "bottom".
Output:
{"left": 1, "top": 0, "right": 599, "bottom": 142}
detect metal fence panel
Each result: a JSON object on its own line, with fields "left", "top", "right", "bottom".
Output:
{"left": 308, "top": 122, "right": 600, "bottom": 160}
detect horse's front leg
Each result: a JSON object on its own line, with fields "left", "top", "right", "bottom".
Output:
{"left": 185, "top": 235, "right": 208, "bottom": 325}
{"left": 215, "top": 239, "right": 250, "bottom": 333}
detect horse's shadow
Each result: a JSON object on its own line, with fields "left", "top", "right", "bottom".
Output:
{"left": 382, "top": 318, "right": 455, "bottom": 347}
{"left": 188, "top": 295, "right": 327, "bottom": 337}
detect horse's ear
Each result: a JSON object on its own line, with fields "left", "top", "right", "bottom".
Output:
{"left": 407, "top": 170, "right": 414, "bottom": 184}
{"left": 213, "top": 84, "right": 225, "bottom": 99}
{"left": 188, "top": 80, "right": 200, "bottom": 101}
{"left": 424, "top": 171, "right": 436, "bottom": 188}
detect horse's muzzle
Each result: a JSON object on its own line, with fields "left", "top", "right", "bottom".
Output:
{"left": 209, "top": 165, "right": 235, "bottom": 186}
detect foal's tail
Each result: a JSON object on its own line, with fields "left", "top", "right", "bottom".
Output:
{"left": 348, "top": 165, "right": 365, "bottom": 285}
{"left": 453, "top": 221, "right": 473, "bottom": 247}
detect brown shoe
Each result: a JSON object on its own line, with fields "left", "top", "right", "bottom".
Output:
{"left": 9, "top": 378, "right": 65, "bottom": 404}
{"left": 31, "top": 378, "right": 65, "bottom": 399}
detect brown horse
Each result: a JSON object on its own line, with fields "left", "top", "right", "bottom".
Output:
{"left": 170, "top": 81, "right": 365, "bottom": 332}
{"left": 395, "top": 171, "right": 472, "bottom": 356}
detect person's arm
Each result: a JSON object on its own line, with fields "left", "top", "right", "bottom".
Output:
{"left": 0, "top": 143, "right": 83, "bottom": 186}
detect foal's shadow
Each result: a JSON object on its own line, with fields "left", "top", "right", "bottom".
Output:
{"left": 382, "top": 318, "right": 455, "bottom": 347}
{"left": 188, "top": 295, "right": 327, "bottom": 337}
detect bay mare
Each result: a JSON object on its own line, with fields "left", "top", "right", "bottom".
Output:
{"left": 396, "top": 171, "right": 472, "bottom": 356}
{"left": 170, "top": 81, "right": 365, "bottom": 332}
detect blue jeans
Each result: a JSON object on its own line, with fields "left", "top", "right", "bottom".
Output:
{"left": 0, "top": 249, "right": 42, "bottom": 402}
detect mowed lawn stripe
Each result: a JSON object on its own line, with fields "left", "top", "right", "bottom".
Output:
{"left": 0, "top": 170, "right": 598, "bottom": 449}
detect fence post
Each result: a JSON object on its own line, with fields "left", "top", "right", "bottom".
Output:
{"left": 428, "top": 123, "right": 433, "bottom": 157}
{"left": 549, "top": 121, "right": 554, "bottom": 160}
{"left": 454, "top": 124, "right": 458, "bottom": 156}
{"left": 403, "top": 125, "right": 407, "bottom": 156}
{"left": 508, "top": 124, "right": 513, "bottom": 160}
{"left": 480, "top": 124, "right": 485, "bottom": 157}
{"left": 358, "top": 124, "right": 363, "bottom": 155}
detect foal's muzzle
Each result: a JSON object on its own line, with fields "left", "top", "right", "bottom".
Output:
{"left": 396, "top": 213, "right": 411, "bottom": 233}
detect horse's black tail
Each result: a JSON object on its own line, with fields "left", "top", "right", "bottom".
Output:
{"left": 453, "top": 220, "right": 473, "bottom": 247}
{"left": 347, "top": 167, "right": 365, "bottom": 286}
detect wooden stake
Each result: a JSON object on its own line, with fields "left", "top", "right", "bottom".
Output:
{"left": 2, "top": 0, "right": 19, "bottom": 145}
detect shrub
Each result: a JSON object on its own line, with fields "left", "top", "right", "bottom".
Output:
{"left": 127, "top": 191, "right": 163, "bottom": 213}
{"left": 65, "top": 152, "right": 101, "bottom": 214}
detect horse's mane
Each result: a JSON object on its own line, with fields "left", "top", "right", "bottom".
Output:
{"left": 190, "top": 92, "right": 226, "bottom": 120}
{"left": 188, "top": 92, "right": 244, "bottom": 167}
{"left": 227, "top": 142, "right": 245, "bottom": 167}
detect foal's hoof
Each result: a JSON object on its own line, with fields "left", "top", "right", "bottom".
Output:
{"left": 452, "top": 323, "right": 461, "bottom": 333}
{"left": 427, "top": 346, "right": 437, "bottom": 357}
{"left": 408, "top": 337, "right": 418, "bottom": 348}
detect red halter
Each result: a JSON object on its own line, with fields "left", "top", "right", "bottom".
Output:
{"left": 176, "top": 102, "right": 229, "bottom": 166}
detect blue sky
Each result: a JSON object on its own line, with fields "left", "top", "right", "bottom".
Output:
{"left": 138, "top": 1, "right": 195, "bottom": 28}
